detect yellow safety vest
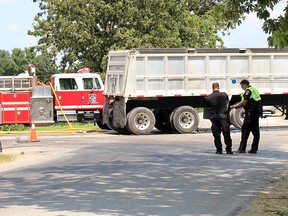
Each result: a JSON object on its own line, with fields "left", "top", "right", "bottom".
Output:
{"left": 241, "top": 86, "right": 261, "bottom": 102}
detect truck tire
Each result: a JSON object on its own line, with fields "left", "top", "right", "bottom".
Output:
{"left": 126, "top": 107, "right": 155, "bottom": 135}
{"left": 229, "top": 107, "right": 244, "bottom": 129}
{"left": 153, "top": 109, "right": 173, "bottom": 133}
{"left": 77, "top": 114, "right": 84, "bottom": 122}
{"left": 169, "top": 109, "right": 178, "bottom": 133}
{"left": 228, "top": 113, "right": 236, "bottom": 128}
{"left": 171, "top": 106, "right": 199, "bottom": 134}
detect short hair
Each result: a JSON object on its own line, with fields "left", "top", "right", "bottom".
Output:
{"left": 240, "top": 79, "right": 249, "bottom": 85}
{"left": 212, "top": 82, "right": 220, "bottom": 89}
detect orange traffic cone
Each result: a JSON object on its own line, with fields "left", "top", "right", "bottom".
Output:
{"left": 30, "top": 122, "right": 39, "bottom": 142}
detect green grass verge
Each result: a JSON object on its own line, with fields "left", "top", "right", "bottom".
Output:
{"left": 275, "top": 210, "right": 288, "bottom": 216}
{"left": 0, "top": 122, "right": 100, "bottom": 132}
{"left": 0, "top": 154, "right": 16, "bottom": 164}
{"left": 36, "top": 122, "right": 99, "bottom": 131}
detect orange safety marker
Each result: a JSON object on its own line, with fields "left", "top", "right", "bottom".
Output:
{"left": 30, "top": 122, "right": 39, "bottom": 142}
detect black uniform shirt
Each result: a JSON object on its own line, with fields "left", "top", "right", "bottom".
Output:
{"left": 206, "top": 90, "right": 229, "bottom": 116}
{"left": 243, "top": 88, "right": 260, "bottom": 110}
{"left": 243, "top": 89, "right": 252, "bottom": 101}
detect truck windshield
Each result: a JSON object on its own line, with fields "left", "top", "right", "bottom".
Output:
{"left": 83, "top": 78, "right": 101, "bottom": 90}
{"left": 59, "top": 78, "right": 78, "bottom": 90}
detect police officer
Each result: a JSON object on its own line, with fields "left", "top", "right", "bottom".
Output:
{"left": 206, "top": 82, "right": 233, "bottom": 154}
{"left": 231, "top": 79, "right": 262, "bottom": 154}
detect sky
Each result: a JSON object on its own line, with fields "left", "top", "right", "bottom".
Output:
{"left": 222, "top": 1, "right": 285, "bottom": 48}
{"left": 0, "top": 0, "right": 286, "bottom": 52}
{"left": 0, "top": 0, "right": 39, "bottom": 51}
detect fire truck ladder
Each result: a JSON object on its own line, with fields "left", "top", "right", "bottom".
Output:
{"left": 0, "top": 76, "right": 35, "bottom": 92}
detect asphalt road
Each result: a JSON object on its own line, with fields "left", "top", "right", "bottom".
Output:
{"left": 0, "top": 117, "right": 287, "bottom": 216}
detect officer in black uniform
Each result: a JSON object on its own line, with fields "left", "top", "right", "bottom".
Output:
{"left": 206, "top": 82, "right": 233, "bottom": 154}
{"left": 231, "top": 79, "right": 262, "bottom": 154}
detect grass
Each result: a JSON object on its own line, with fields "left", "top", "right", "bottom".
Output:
{"left": 0, "top": 154, "right": 16, "bottom": 164}
{"left": 0, "top": 122, "right": 101, "bottom": 133}
{"left": 238, "top": 173, "right": 288, "bottom": 216}
{"left": 274, "top": 210, "right": 288, "bottom": 216}
{"left": 36, "top": 122, "right": 99, "bottom": 131}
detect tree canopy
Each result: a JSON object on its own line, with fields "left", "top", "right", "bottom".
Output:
{"left": 0, "top": 48, "right": 58, "bottom": 77}
{"left": 29, "top": 0, "right": 240, "bottom": 72}
{"left": 29, "top": 0, "right": 288, "bottom": 73}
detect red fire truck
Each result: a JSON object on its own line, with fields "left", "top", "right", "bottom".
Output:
{"left": 0, "top": 66, "right": 106, "bottom": 127}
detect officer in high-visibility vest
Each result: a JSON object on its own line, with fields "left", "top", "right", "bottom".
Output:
{"left": 231, "top": 79, "right": 262, "bottom": 154}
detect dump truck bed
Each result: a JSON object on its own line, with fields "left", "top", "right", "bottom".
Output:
{"left": 104, "top": 48, "right": 288, "bottom": 98}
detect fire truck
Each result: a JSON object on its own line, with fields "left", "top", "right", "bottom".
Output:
{"left": 0, "top": 65, "right": 106, "bottom": 127}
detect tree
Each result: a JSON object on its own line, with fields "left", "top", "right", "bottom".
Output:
{"left": 0, "top": 50, "right": 17, "bottom": 76}
{"left": 226, "top": 0, "right": 288, "bottom": 48}
{"left": 11, "top": 48, "right": 30, "bottom": 73}
{"left": 29, "top": 0, "right": 239, "bottom": 72}
{"left": 25, "top": 47, "right": 59, "bottom": 76}
{"left": 0, "top": 48, "right": 58, "bottom": 76}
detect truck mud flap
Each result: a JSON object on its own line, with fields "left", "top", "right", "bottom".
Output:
{"left": 103, "top": 98, "right": 110, "bottom": 125}
{"left": 104, "top": 97, "right": 127, "bottom": 128}
{"left": 112, "top": 97, "right": 127, "bottom": 128}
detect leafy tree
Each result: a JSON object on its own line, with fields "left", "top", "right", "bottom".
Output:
{"left": 0, "top": 50, "right": 17, "bottom": 76}
{"left": 29, "top": 0, "right": 239, "bottom": 72}
{"left": 226, "top": 0, "right": 288, "bottom": 48}
{"left": 11, "top": 48, "right": 30, "bottom": 73}
{"left": 25, "top": 47, "right": 59, "bottom": 76}
{"left": 0, "top": 48, "right": 58, "bottom": 76}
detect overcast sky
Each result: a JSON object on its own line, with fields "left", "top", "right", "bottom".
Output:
{"left": 0, "top": 0, "right": 285, "bottom": 51}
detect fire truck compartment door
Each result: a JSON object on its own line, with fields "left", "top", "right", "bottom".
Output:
{"left": 0, "top": 92, "right": 31, "bottom": 124}
{"left": 30, "top": 86, "right": 54, "bottom": 124}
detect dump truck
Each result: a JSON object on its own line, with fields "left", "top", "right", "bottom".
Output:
{"left": 103, "top": 48, "right": 288, "bottom": 135}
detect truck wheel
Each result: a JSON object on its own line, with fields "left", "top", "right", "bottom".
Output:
{"left": 171, "top": 106, "right": 199, "bottom": 134}
{"left": 169, "top": 109, "right": 178, "bottom": 133}
{"left": 126, "top": 107, "right": 155, "bottom": 135}
{"left": 153, "top": 109, "right": 173, "bottom": 133}
{"left": 77, "top": 114, "right": 84, "bottom": 122}
{"left": 229, "top": 107, "right": 244, "bottom": 129}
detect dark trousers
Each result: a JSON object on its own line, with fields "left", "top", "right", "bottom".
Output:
{"left": 210, "top": 114, "right": 232, "bottom": 152}
{"left": 239, "top": 110, "right": 260, "bottom": 151}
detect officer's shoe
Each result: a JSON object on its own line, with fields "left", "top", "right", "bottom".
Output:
{"left": 215, "top": 151, "right": 223, "bottom": 154}
{"left": 226, "top": 151, "right": 233, "bottom": 154}
{"left": 248, "top": 150, "right": 257, "bottom": 154}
